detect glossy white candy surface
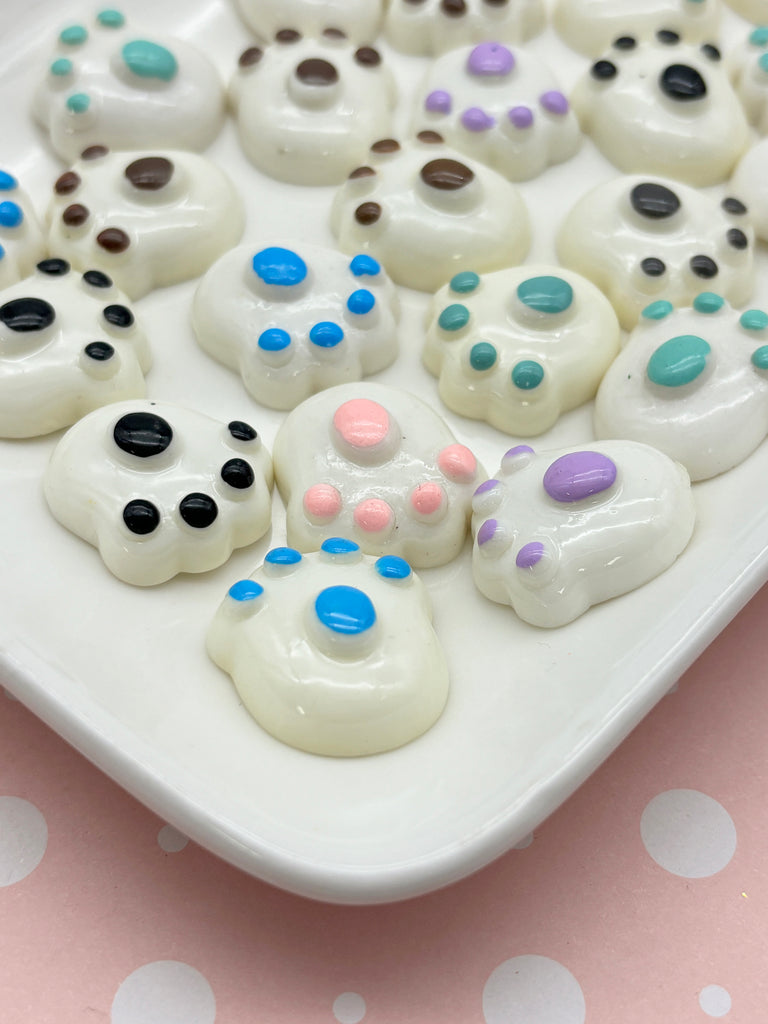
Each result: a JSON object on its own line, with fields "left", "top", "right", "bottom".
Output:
{"left": 730, "top": 137, "right": 768, "bottom": 241}
{"left": 385, "top": 0, "right": 545, "bottom": 57}
{"left": 233, "top": 0, "right": 384, "bottom": 41}
{"left": 552, "top": 0, "right": 721, "bottom": 57}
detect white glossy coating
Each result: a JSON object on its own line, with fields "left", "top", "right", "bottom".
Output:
{"left": 207, "top": 544, "right": 449, "bottom": 757}
{"left": 730, "top": 137, "right": 768, "bottom": 241}
{"left": 31, "top": 8, "right": 225, "bottom": 162}
{"left": 273, "top": 381, "right": 483, "bottom": 568}
{"left": 192, "top": 243, "right": 400, "bottom": 410}
{"left": 0, "top": 174, "right": 45, "bottom": 290}
{"left": 571, "top": 34, "right": 749, "bottom": 186}
{"left": 423, "top": 264, "right": 620, "bottom": 436}
{"left": 728, "top": 25, "right": 768, "bottom": 133}
{"left": 44, "top": 399, "right": 273, "bottom": 585}
{"left": 594, "top": 294, "right": 768, "bottom": 480}
{"left": 552, "top": 0, "right": 721, "bottom": 58}
{"left": 412, "top": 42, "right": 580, "bottom": 182}
{"left": 556, "top": 173, "right": 755, "bottom": 330}
{"left": 385, "top": 0, "right": 545, "bottom": 57}
{"left": 0, "top": 261, "right": 149, "bottom": 437}
{"left": 230, "top": 33, "right": 396, "bottom": 186}
{"left": 471, "top": 441, "right": 696, "bottom": 628}
{"left": 46, "top": 148, "right": 244, "bottom": 299}
{"left": 233, "top": 0, "right": 384, "bottom": 41}
{"left": 330, "top": 134, "right": 531, "bottom": 292}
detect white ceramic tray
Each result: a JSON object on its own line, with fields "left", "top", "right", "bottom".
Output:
{"left": 2, "top": 0, "right": 767, "bottom": 904}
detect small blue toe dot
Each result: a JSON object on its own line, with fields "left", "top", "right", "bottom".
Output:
{"left": 253, "top": 246, "right": 307, "bottom": 286}
{"left": 347, "top": 289, "right": 376, "bottom": 315}
{"left": 0, "top": 171, "right": 17, "bottom": 192}
{"left": 258, "top": 327, "right": 291, "bottom": 351}
{"left": 375, "top": 555, "right": 412, "bottom": 580}
{"left": 315, "top": 585, "right": 376, "bottom": 635}
{"left": 349, "top": 254, "right": 380, "bottom": 277}
{"left": 265, "top": 547, "right": 303, "bottom": 565}
{"left": 0, "top": 201, "right": 23, "bottom": 228}
{"left": 309, "top": 321, "right": 344, "bottom": 347}
{"left": 228, "top": 579, "right": 264, "bottom": 602}
{"left": 321, "top": 538, "right": 360, "bottom": 555}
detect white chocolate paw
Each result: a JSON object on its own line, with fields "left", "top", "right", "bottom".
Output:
{"left": 0, "top": 170, "right": 46, "bottom": 290}
{"left": 273, "top": 382, "right": 483, "bottom": 568}
{"left": 471, "top": 441, "right": 695, "bottom": 627}
{"left": 729, "top": 25, "right": 768, "bottom": 134}
{"left": 31, "top": 8, "right": 225, "bottom": 162}
{"left": 571, "top": 33, "right": 749, "bottom": 186}
{"left": 594, "top": 292, "right": 768, "bottom": 480}
{"left": 423, "top": 265, "right": 620, "bottom": 435}
{"left": 330, "top": 133, "right": 531, "bottom": 292}
{"left": 385, "top": 0, "right": 545, "bottom": 57}
{"left": 44, "top": 400, "right": 273, "bottom": 586}
{"left": 207, "top": 540, "right": 449, "bottom": 756}
{"left": 46, "top": 148, "right": 244, "bottom": 299}
{"left": 552, "top": 0, "right": 721, "bottom": 58}
{"left": 233, "top": 0, "right": 384, "bottom": 42}
{"left": 730, "top": 137, "right": 768, "bottom": 241}
{"left": 0, "top": 259, "right": 149, "bottom": 437}
{"left": 192, "top": 244, "right": 399, "bottom": 410}
{"left": 556, "top": 174, "right": 755, "bottom": 330}
{"left": 412, "top": 42, "right": 580, "bottom": 182}
{"left": 230, "top": 32, "right": 396, "bottom": 186}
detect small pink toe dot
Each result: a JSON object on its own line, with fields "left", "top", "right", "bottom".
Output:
{"left": 438, "top": 444, "right": 477, "bottom": 483}
{"left": 333, "top": 399, "right": 390, "bottom": 449}
{"left": 303, "top": 483, "right": 342, "bottom": 521}
{"left": 354, "top": 498, "right": 393, "bottom": 533}
{"left": 411, "top": 481, "right": 445, "bottom": 516}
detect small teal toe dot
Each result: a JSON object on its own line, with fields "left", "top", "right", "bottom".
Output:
{"left": 349, "top": 254, "right": 380, "bottom": 277}
{"left": 517, "top": 275, "right": 573, "bottom": 314}
{"left": 749, "top": 26, "right": 768, "bottom": 47}
{"left": 321, "top": 538, "right": 359, "bottom": 555}
{"left": 0, "top": 171, "right": 17, "bottom": 191}
{"left": 60, "top": 24, "right": 88, "bottom": 45}
{"left": 693, "top": 292, "right": 724, "bottom": 314}
{"left": 751, "top": 345, "right": 768, "bottom": 369}
{"left": 97, "top": 9, "right": 125, "bottom": 27}
{"left": 760, "top": 52, "right": 768, "bottom": 74}
{"left": 0, "top": 201, "right": 23, "bottom": 228}
{"left": 469, "top": 341, "right": 497, "bottom": 371}
{"left": 450, "top": 271, "right": 480, "bottom": 294}
{"left": 438, "top": 303, "right": 470, "bottom": 331}
{"left": 253, "top": 246, "right": 307, "bottom": 286}
{"left": 66, "top": 92, "right": 90, "bottom": 113}
{"left": 647, "top": 334, "right": 710, "bottom": 387}
{"left": 258, "top": 327, "right": 291, "bottom": 351}
{"left": 375, "top": 555, "right": 412, "bottom": 580}
{"left": 51, "top": 58, "right": 73, "bottom": 76}
{"left": 122, "top": 39, "right": 178, "bottom": 81}
{"left": 642, "top": 299, "right": 674, "bottom": 320}
{"left": 740, "top": 309, "right": 768, "bottom": 331}
{"left": 512, "top": 360, "right": 544, "bottom": 390}
{"left": 309, "top": 321, "right": 344, "bottom": 347}
{"left": 315, "top": 585, "right": 376, "bottom": 635}
{"left": 228, "top": 579, "right": 264, "bottom": 602}
{"left": 265, "top": 547, "right": 303, "bottom": 565}
{"left": 347, "top": 289, "right": 375, "bottom": 315}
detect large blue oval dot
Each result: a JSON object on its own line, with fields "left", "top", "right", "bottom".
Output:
{"left": 265, "top": 546, "right": 302, "bottom": 565}
{"left": 693, "top": 292, "right": 724, "bottom": 314}
{"left": 647, "top": 334, "right": 711, "bottom": 387}
{"left": 309, "top": 321, "right": 344, "bottom": 347}
{"left": 450, "top": 270, "right": 480, "bottom": 294}
{"left": 60, "top": 24, "right": 88, "bottom": 45}
{"left": 517, "top": 275, "right": 573, "bottom": 314}
{"left": 347, "top": 289, "right": 375, "bottom": 315}
{"left": 321, "top": 537, "right": 360, "bottom": 555}
{"left": 438, "top": 303, "right": 470, "bottom": 331}
{"left": 740, "top": 309, "right": 768, "bottom": 331}
{"left": 349, "top": 254, "right": 380, "bottom": 277}
{"left": 258, "top": 327, "right": 291, "bottom": 351}
{"left": 252, "top": 246, "right": 307, "bottom": 287}
{"left": 315, "top": 585, "right": 376, "bottom": 635}
{"left": 122, "top": 40, "right": 178, "bottom": 82}
{"left": 469, "top": 341, "right": 497, "bottom": 371}
{"left": 375, "top": 555, "right": 412, "bottom": 580}
{"left": 512, "top": 360, "right": 544, "bottom": 390}
{"left": 66, "top": 92, "right": 90, "bottom": 113}
{"left": 641, "top": 299, "right": 674, "bottom": 320}
{"left": 97, "top": 9, "right": 126, "bottom": 27}
{"left": 228, "top": 579, "right": 264, "bottom": 602}
{"left": 751, "top": 345, "right": 768, "bottom": 370}
{"left": 0, "top": 201, "right": 23, "bottom": 228}
{"left": 51, "top": 58, "right": 73, "bottom": 76}
{"left": 0, "top": 171, "right": 17, "bottom": 192}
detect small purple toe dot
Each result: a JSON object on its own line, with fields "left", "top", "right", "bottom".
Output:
{"left": 516, "top": 541, "right": 545, "bottom": 569}
{"left": 474, "top": 478, "right": 500, "bottom": 496}
{"left": 504, "top": 444, "right": 535, "bottom": 459}
{"left": 477, "top": 519, "right": 498, "bottom": 546}
{"left": 540, "top": 90, "right": 569, "bottom": 115}
{"left": 461, "top": 107, "right": 496, "bottom": 131}
{"left": 508, "top": 105, "right": 533, "bottom": 129}
{"left": 425, "top": 89, "right": 452, "bottom": 114}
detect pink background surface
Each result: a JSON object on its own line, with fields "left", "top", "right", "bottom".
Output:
{"left": 1, "top": 581, "right": 766, "bottom": 1023}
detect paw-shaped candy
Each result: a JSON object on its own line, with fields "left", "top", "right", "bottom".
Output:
{"left": 230, "top": 31, "right": 395, "bottom": 186}
{"left": 729, "top": 25, "right": 768, "bottom": 134}
{"left": 594, "top": 293, "right": 768, "bottom": 480}
{"left": 234, "top": 0, "right": 384, "bottom": 41}
{"left": 273, "top": 382, "right": 483, "bottom": 567}
{"left": 423, "top": 265, "right": 620, "bottom": 435}
{"left": 385, "top": 0, "right": 545, "bottom": 57}
{"left": 730, "top": 138, "right": 768, "bottom": 241}
{"left": 552, "top": 0, "right": 721, "bottom": 58}
{"left": 44, "top": 401, "right": 273, "bottom": 586}
{"left": 556, "top": 175, "right": 755, "bottom": 330}
{"left": 192, "top": 244, "right": 399, "bottom": 410}
{"left": 413, "top": 42, "right": 580, "bottom": 182}
{"left": 330, "top": 133, "right": 531, "bottom": 292}
{"left": 31, "top": 9, "right": 225, "bottom": 162}
{"left": 571, "top": 33, "right": 749, "bottom": 186}
{"left": 207, "top": 541, "right": 449, "bottom": 756}
{"left": 0, "top": 259, "right": 149, "bottom": 438}
{"left": 471, "top": 441, "right": 695, "bottom": 627}
{"left": 0, "top": 171, "right": 46, "bottom": 290}
{"left": 47, "top": 148, "right": 244, "bottom": 299}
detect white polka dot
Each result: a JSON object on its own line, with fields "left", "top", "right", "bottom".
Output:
{"left": 111, "top": 961, "right": 216, "bottom": 1024}
{"left": 483, "top": 955, "right": 586, "bottom": 1024}
{"left": 640, "top": 789, "right": 737, "bottom": 878}
{"left": 699, "top": 984, "right": 732, "bottom": 1017}
{"left": 333, "top": 991, "right": 366, "bottom": 1023}
{"left": 0, "top": 796, "right": 48, "bottom": 886}
{"left": 157, "top": 825, "right": 188, "bottom": 853}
